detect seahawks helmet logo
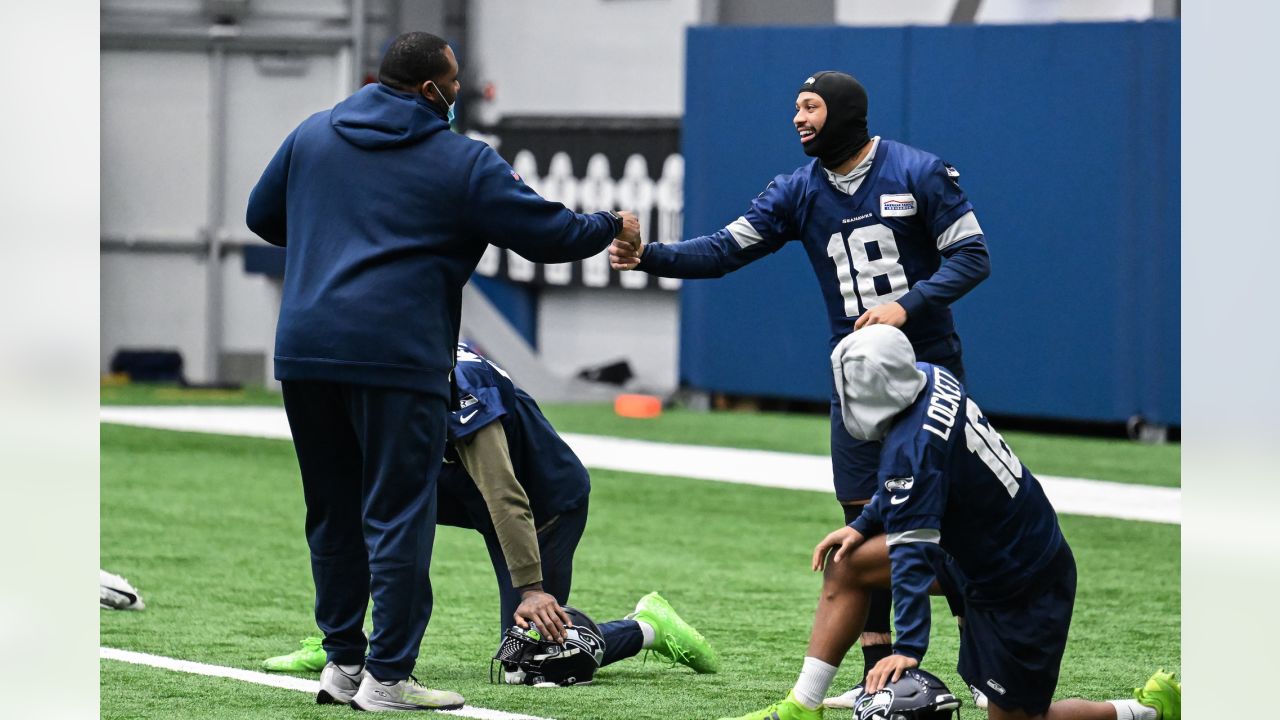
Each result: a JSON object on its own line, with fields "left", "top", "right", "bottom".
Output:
{"left": 885, "top": 476, "right": 915, "bottom": 492}
{"left": 855, "top": 688, "right": 895, "bottom": 719}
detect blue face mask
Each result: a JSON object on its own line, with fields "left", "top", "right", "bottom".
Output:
{"left": 428, "top": 81, "right": 456, "bottom": 125}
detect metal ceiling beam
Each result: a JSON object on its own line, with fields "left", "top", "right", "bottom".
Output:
{"left": 100, "top": 24, "right": 353, "bottom": 53}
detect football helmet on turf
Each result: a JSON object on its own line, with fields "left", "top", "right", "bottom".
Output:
{"left": 853, "top": 668, "right": 961, "bottom": 720}
{"left": 491, "top": 605, "right": 606, "bottom": 687}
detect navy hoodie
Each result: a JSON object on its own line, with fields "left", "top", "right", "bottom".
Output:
{"left": 247, "top": 84, "right": 619, "bottom": 397}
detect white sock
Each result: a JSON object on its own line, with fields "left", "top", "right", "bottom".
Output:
{"left": 1109, "top": 699, "right": 1158, "bottom": 720}
{"left": 793, "top": 656, "right": 840, "bottom": 710}
{"left": 337, "top": 663, "right": 363, "bottom": 676}
{"left": 636, "top": 620, "right": 656, "bottom": 649}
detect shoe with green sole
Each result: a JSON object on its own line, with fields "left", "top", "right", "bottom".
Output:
{"left": 629, "top": 591, "right": 720, "bottom": 674}
{"left": 718, "top": 690, "right": 823, "bottom": 720}
{"left": 262, "top": 636, "right": 326, "bottom": 673}
{"left": 1135, "top": 669, "right": 1180, "bottom": 720}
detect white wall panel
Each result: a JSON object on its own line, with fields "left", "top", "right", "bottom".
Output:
{"left": 101, "top": 250, "right": 210, "bottom": 379}
{"left": 978, "top": 0, "right": 1154, "bottom": 23}
{"left": 471, "top": 0, "right": 700, "bottom": 120}
{"left": 537, "top": 287, "right": 680, "bottom": 393}
{"left": 102, "top": 45, "right": 343, "bottom": 383}
{"left": 836, "top": 0, "right": 1156, "bottom": 25}
{"left": 835, "top": 0, "right": 953, "bottom": 26}
{"left": 220, "top": 250, "right": 282, "bottom": 353}
{"left": 101, "top": 50, "right": 211, "bottom": 239}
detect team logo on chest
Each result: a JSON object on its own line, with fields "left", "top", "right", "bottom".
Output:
{"left": 880, "top": 193, "right": 917, "bottom": 217}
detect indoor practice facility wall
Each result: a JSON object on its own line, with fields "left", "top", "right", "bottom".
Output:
{"left": 679, "top": 21, "right": 1180, "bottom": 425}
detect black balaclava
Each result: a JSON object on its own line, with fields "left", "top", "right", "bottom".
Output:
{"left": 798, "top": 71, "right": 871, "bottom": 170}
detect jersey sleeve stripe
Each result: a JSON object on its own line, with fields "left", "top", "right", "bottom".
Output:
{"left": 726, "top": 216, "right": 765, "bottom": 248}
{"left": 936, "top": 210, "right": 983, "bottom": 251}
{"left": 886, "top": 528, "right": 942, "bottom": 546}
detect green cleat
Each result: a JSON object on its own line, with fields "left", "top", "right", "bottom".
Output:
{"left": 630, "top": 591, "right": 720, "bottom": 674}
{"left": 717, "top": 690, "right": 823, "bottom": 720}
{"left": 261, "top": 636, "right": 327, "bottom": 673}
{"left": 1134, "top": 669, "right": 1180, "bottom": 720}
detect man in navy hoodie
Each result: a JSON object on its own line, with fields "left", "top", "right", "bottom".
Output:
{"left": 246, "top": 31, "right": 640, "bottom": 712}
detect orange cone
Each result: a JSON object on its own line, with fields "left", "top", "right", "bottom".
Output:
{"left": 614, "top": 393, "right": 662, "bottom": 419}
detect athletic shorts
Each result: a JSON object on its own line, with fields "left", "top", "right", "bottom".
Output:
{"left": 935, "top": 543, "right": 1077, "bottom": 716}
{"left": 829, "top": 337, "right": 966, "bottom": 502}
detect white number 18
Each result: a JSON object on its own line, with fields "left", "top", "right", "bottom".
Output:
{"left": 826, "top": 224, "right": 910, "bottom": 316}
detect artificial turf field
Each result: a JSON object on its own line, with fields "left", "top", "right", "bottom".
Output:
{"left": 100, "top": 392, "right": 1179, "bottom": 719}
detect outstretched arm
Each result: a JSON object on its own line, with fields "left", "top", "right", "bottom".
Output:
{"left": 610, "top": 175, "right": 797, "bottom": 278}
{"left": 467, "top": 145, "right": 639, "bottom": 263}
{"left": 455, "top": 420, "right": 571, "bottom": 642}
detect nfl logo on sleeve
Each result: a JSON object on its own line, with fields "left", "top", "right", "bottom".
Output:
{"left": 880, "top": 194, "right": 917, "bottom": 217}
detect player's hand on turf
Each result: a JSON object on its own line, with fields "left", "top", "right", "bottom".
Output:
{"left": 864, "top": 653, "right": 919, "bottom": 694}
{"left": 812, "top": 526, "right": 865, "bottom": 571}
{"left": 514, "top": 588, "right": 573, "bottom": 644}
{"left": 854, "top": 301, "right": 907, "bottom": 330}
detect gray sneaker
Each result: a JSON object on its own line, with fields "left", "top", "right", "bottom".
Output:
{"left": 350, "top": 673, "right": 465, "bottom": 712}
{"left": 317, "top": 662, "right": 365, "bottom": 705}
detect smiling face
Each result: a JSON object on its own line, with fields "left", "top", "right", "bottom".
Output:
{"left": 794, "top": 91, "right": 826, "bottom": 146}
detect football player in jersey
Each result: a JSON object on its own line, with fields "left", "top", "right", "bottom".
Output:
{"left": 715, "top": 326, "right": 1180, "bottom": 720}
{"left": 610, "top": 70, "right": 990, "bottom": 687}
{"left": 261, "top": 344, "right": 719, "bottom": 698}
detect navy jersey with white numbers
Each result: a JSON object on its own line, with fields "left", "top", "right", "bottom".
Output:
{"left": 638, "top": 139, "right": 989, "bottom": 350}
{"left": 436, "top": 344, "right": 590, "bottom": 532}
{"left": 851, "top": 363, "right": 1065, "bottom": 661}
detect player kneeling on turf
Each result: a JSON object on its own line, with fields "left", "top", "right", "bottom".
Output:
{"left": 717, "top": 326, "right": 1179, "bottom": 720}
{"left": 263, "top": 343, "right": 718, "bottom": 696}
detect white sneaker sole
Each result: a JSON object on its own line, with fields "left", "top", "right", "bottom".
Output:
{"left": 350, "top": 698, "right": 465, "bottom": 712}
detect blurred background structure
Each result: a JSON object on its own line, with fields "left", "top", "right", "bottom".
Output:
{"left": 101, "top": 0, "right": 1179, "bottom": 433}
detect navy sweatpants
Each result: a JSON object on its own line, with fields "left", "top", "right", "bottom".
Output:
{"left": 282, "top": 380, "right": 447, "bottom": 682}
{"left": 482, "top": 499, "right": 643, "bottom": 667}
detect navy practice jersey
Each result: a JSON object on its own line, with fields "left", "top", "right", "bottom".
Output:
{"left": 851, "top": 363, "right": 1065, "bottom": 661}
{"left": 436, "top": 344, "right": 590, "bottom": 532}
{"left": 638, "top": 138, "right": 990, "bottom": 351}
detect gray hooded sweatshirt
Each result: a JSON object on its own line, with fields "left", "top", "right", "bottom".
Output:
{"left": 831, "top": 325, "right": 928, "bottom": 442}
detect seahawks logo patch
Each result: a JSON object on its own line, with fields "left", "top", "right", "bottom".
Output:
{"left": 885, "top": 476, "right": 915, "bottom": 492}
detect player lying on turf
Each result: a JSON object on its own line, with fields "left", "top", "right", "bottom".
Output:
{"left": 719, "top": 326, "right": 1179, "bottom": 720}
{"left": 263, "top": 343, "right": 718, "bottom": 699}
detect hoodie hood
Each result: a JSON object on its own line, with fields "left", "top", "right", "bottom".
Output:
{"left": 831, "top": 325, "right": 927, "bottom": 442}
{"left": 330, "top": 83, "right": 449, "bottom": 150}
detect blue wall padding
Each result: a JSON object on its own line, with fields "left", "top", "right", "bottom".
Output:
{"left": 680, "top": 21, "right": 1179, "bottom": 424}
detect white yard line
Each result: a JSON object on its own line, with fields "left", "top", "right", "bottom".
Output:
{"left": 99, "top": 405, "right": 1180, "bottom": 525}
{"left": 100, "top": 647, "right": 554, "bottom": 720}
